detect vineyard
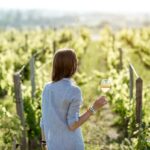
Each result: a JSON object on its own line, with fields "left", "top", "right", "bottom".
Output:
{"left": 0, "top": 26, "right": 150, "bottom": 150}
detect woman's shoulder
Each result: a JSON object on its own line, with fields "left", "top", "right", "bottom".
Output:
{"left": 43, "top": 82, "right": 53, "bottom": 90}
{"left": 70, "top": 84, "right": 82, "bottom": 96}
{"left": 43, "top": 80, "right": 65, "bottom": 90}
{"left": 43, "top": 80, "right": 81, "bottom": 92}
{"left": 69, "top": 84, "right": 83, "bottom": 102}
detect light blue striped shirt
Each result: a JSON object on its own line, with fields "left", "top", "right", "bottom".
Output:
{"left": 40, "top": 78, "right": 84, "bottom": 150}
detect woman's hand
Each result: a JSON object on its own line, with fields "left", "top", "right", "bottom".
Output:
{"left": 93, "top": 96, "right": 107, "bottom": 111}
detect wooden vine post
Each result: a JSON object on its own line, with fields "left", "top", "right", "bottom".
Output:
{"left": 30, "top": 56, "right": 35, "bottom": 100}
{"left": 129, "top": 65, "right": 134, "bottom": 100}
{"left": 13, "top": 72, "right": 26, "bottom": 150}
{"left": 136, "top": 77, "right": 143, "bottom": 124}
{"left": 24, "top": 34, "right": 28, "bottom": 52}
{"left": 53, "top": 40, "right": 56, "bottom": 54}
{"left": 129, "top": 64, "right": 143, "bottom": 125}
{"left": 53, "top": 28, "right": 56, "bottom": 54}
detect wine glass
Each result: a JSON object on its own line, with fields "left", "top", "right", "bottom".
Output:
{"left": 100, "top": 79, "right": 111, "bottom": 93}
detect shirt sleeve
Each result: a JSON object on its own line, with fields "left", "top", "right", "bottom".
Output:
{"left": 67, "top": 87, "right": 83, "bottom": 126}
{"left": 40, "top": 84, "right": 48, "bottom": 130}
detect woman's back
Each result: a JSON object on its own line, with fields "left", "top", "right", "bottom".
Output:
{"left": 40, "top": 78, "right": 84, "bottom": 150}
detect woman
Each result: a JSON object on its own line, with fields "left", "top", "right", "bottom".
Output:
{"left": 40, "top": 48, "right": 107, "bottom": 150}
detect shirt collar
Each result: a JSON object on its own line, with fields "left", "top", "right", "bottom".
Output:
{"left": 62, "top": 77, "right": 71, "bottom": 81}
{"left": 62, "top": 78, "right": 73, "bottom": 83}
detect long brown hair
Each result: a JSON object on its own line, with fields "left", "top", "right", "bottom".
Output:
{"left": 51, "top": 48, "right": 78, "bottom": 82}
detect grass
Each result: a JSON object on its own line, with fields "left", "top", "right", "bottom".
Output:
{"left": 80, "top": 41, "right": 108, "bottom": 74}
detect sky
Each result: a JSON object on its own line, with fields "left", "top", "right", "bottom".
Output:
{"left": 0, "top": 0, "right": 150, "bottom": 13}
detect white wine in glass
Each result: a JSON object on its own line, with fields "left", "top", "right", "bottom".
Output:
{"left": 100, "top": 79, "right": 111, "bottom": 93}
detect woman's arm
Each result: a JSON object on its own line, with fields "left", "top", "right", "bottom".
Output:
{"left": 68, "top": 96, "right": 107, "bottom": 131}
{"left": 68, "top": 108, "right": 92, "bottom": 131}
